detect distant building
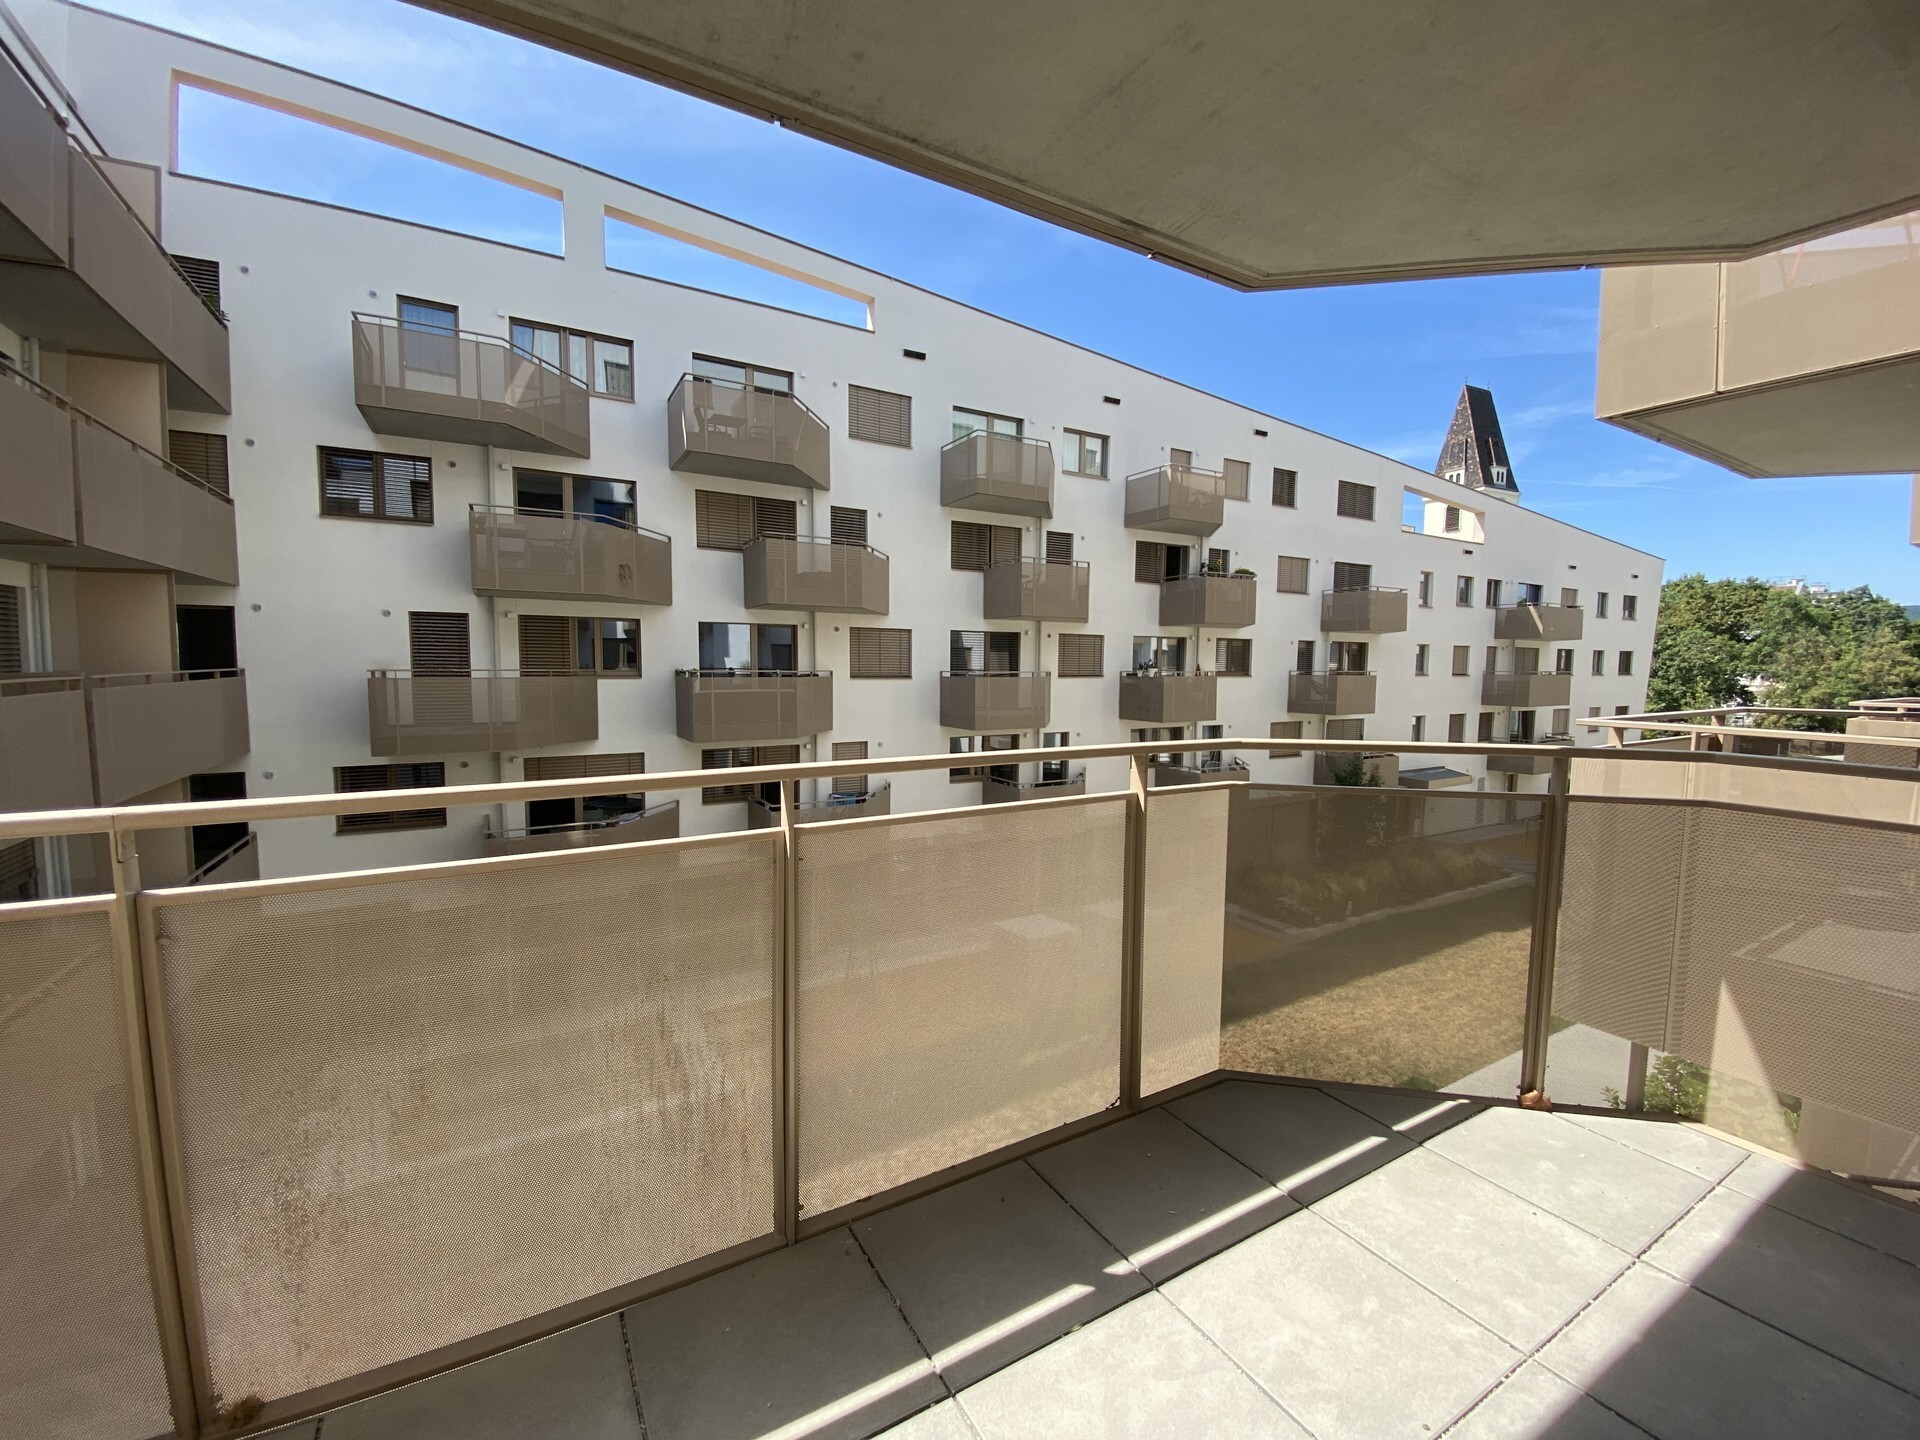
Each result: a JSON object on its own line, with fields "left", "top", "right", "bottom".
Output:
{"left": 1434, "top": 385, "right": 1522, "bottom": 503}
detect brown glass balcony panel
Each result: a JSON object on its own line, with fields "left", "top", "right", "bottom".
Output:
{"left": 1481, "top": 671, "right": 1573, "bottom": 709}
{"left": 1312, "top": 750, "right": 1400, "bottom": 787}
{"left": 469, "top": 507, "right": 672, "bottom": 605}
{"left": 980, "top": 771, "right": 1084, "bottom": 804}
{"left": 675, "top": 671, "right": 833, "bottom": 744}
{"left": 1319, "top": 587, "right": 1408, "bottom": 634}
{"left": 940, "top": 671, "right": 1051, "bottom": 731}
{"left": 940, "top": 432, "right": 1054, "bottom": 518}
{"left": 71, "top": 415, "right": 237, "bottom": 585}
{"left": 1494, "top": 604, "right": 1585, "bottom": 643}
{"left": 353, "top": 314, "right": 590, "bottom": 457}
{"left": 0, "top": 57, "right": 68, "bottom": 264}
{"left": 1160, "top": 574, "right": 1256, "bottom": 628}
{"left": 0, "top": 676, "right": 95, "bottom": 811}
{"left": 1287, "top": 670, "right": 1377, "bottom": 715}
{"left": 667, "top": 374, "right": 830, "bottom": 490}
{"left": 368, "top": 671, "right": 598, "bottom": 756}
{"left": 1124, "top": 465, "right": 1225, "bottom": 536}
{"left": 87, "top": 670, "right": 249, "bottom": 805}
{"left": 1118, "top": 671, "right": 1218, "bottom": 725}
{"left": 0, "top": 367, "right": 76, "bottom": 545}
{"left": 982, "top": 559, "right": 1089, "bottom": 621}
{"left": 483, "top": 800, "right": 681, "bottom": 855}
{"left": 748, "top": 783, "right": 892, "bottom": 826}
{"left": 744, "top": 536, "right": 889, "bottom": 614}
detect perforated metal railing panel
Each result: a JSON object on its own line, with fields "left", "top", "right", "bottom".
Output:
{"left": 1140, "top": 786, "right": 1228, "bottom": 1097}
{"left": 0, "top": 899, "right": 173, "bottom": 1440}
{"left": 1551, "top": 802, "right": 1686, "bottom": 1051}
{"left": 144, "top": 835, "right": 779, "bottom": 1407}
{"left": 794, "top": 799, "right": 1126, "bottom": 1216}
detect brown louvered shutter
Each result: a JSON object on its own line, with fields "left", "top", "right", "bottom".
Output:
{"left": 525, "top": 752, "right": 645, "bottom": 781}
{"left": 831, "top": 740, "right": 869, "bottom": 794}
{"left": 1326, "top": 718, "right": 1365, "bottom": 741}
{"left": 1216, "top": 638, "right": 1251, "bottom": 676}
{"left": 1332, "top": 561, "right": 1372, "bottom": 591}
{"left": 1271, "top": 468, "right": 1297, "bottom": 507}
{"left": 1045, "top": 531, "right": 1074, "bottom": 564}
{"left": 0, "top": 585, "right": 21, "bottom": 673}
{"left": 1448, "top": 713, "right": 1467, "bottom": 742}
{"left": 1057, "top": 632, "right": 1103, "bottom": 678}
{"left": 988, "top": 524, "right": 1020, "bottom": 566}
{"left": 1208, "top": 548, "right": 1231, "bottom": 573}
{"left": 701, "top": 748, "right": 755, "bottom": 803}
{"left": 1336, "top": 481, "right": 1376, "bottom": 520}
{"left": 1267, "top": 720, "right": 1303, "bottom": 757}
{"left": 171, "top": 254, "right": 220, "bottom": 308}
{"left": 408, "top": 612, "right": 470, "bottom": 674}
{"left": 848, "top": 384, "right": 912, "bottom": 446}
{"left": 1222, "top": 458, "right": 1249, "bottom": 501}
{"left": 830, "top": 506, "right": 869, "bottom": 546}
{"left": 696, "top": 491, "right": 754, "bottom": 549}
{"left": 1134, "top": 541, "right": 1167, "bottom": 583}
{"left": 849, "top": 626, "right": 911, "bottom": 678}
{"left": 335, "top": 762, "right": 446, "bottom": 833}
{"left": 754, "top": 496, "right": 797, "bottom": 537}
{"left": 168, "top": 430, "right": 230, "bottom": 494}
{"left": 1453, "top": 645, "right": 1471, "bottom": 676}
{"left": 1478, "top": 711, "right": 1497, "bottom": 743}
{"left": 517, "top": 614, "right": 573, "bottom": 675}
{"left": 378, "top": 454, "right": 433, "bottom": 523}
{"left": 1275, "top": 555, "right": 1310, "bottom": 593}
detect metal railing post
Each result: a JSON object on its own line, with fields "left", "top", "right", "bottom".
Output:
{"left": 776, "top": 778, "right": 800, "bottom": 1244}
{"left": 1120, "top": 753, "right": 1150, "bottom": 1110}
{"left": 1517, "top": 754, "right": 1573, "bottom": 1103}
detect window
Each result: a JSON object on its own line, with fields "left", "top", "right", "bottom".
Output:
{"left": 1169, "top": 448, "right": 1194, "bottom": 467}
{"left": 1543, "top": 648, "right": 1567, "bottom": 674}
{"left": 0, "top": 585, "right": 23, "bottom": 673}
{"left": 1447, "top": 713, "right": 1466, "bottom": 743}
{"left": 1336, "top": 480, "right": 1376, "bottom": 520}
{"left": 951, "top": 407, "right": 1022, "bottom": 440}
{"left": 1271, "top": 468, "right": 1298, "bottom": 508}
{"left": 1411, "top": 715, "right": 1426, "bottom": 742}
{"left": 1456, "top": 575, "right": 1474, "bottom": 607}
{"left": 1061, "top": 429, "right": 1108, "bottom": 477}
{"left": 1206, "top": 547, "right": 1231, "bottom": 575}
{"left": 1136, "top": 540, "right": 1188, "bottom": 583}
{"left": 1621, "top": 594, "right": 1639, "bottom": 621}
{"left": 1615, "top": 705, "right": 1631, "bottom": 716}
{"left": 1328, "top": 640, "right": 1369, "bottom": 673}
{"left": 523, "top": 753, "right": 649, "bottom": 831}
{"left": 1133, "top": 635, "right": 1188, "bottom": 672}
{"left": 1325, "top": 718, "right": 1365, "bottom": 742}
{"left": 848, "top": 626, "right": 911, "bottom": 678}
{"left": 1451, "top": 645, "right": 1470, "bottom": 677}
{"left": 168, "top": 430, "right": 229, "bottom": 494}
{"left": 1268, "top": 720, "right": 1304, "bottom": 758}
{"left": 398, "top": 297, "right": 458, "bottom": 376}
{"left": 949, "top": 733, "right": 1018, "bottom": 781}
{"left": 1596, "top": 592, "right": 1610, "bottom": 619}
{"left": 319, "top": 447, "right": 432, "bottom": 523}
{"left": 517, "top": 615, "right": 639, "bottom": 676}
{"left": 1551, "top": 708, "right": 1571, "bottom": 737}
{"left": 830, "top": 505, "right": 869, "bottom": 547}
{"left": 698, "top": 622, "right": 798, "bottom": 671}
{"left": 1216, "top": 638, "right": 1252, "bottom": 676}
{"left": 695, "top": 490, "right": 797, "bottom": 550}
{"left": 1618, "top": 651, "right": 1634, "bottom": 676}
{"left": 1275, "top": 555, "right": 1311, "bottom": 594}
{"left": 848, "top": 384, "right": 912, "bottom": 446}
{"left": 831, "top": 741, "right": 871, "bottom": 796}
{"left": 1045, "top": 531, "right": 1075, "bottom": 564}
{"left": 1222, "top": 458, "right": 1250, "bottom": 501}
{"left": 1058, "top": 632, "right": 1104, "bottom": 678}
{"left": 1414, "top": 644, "right": 1430, "bottom": 676}
{"left": 1518, "top": 583, "right": 1543, "bottom": 605}
{"left": 1295, "top": 640, "right": 1316, "bottom": 674}
{"left": 1477, "top": 711, "right": 1497, "bottom": 743}
{"left": 701, "top": 745, "right": 799, "bottom": 803}
{"left": 1588, "top": 706, "right": 1602, "bottom": 719}
{"left": 408, "top": 611, "right": 470, "bottom": 674}
{"left": 1444, "top": 505, "right": 1461, "bottom": 534}
{"left": 1042, "top": 731, "right": 1071, "bottom": 783}
{"left": 335, "top": 762, "right": 446, "bottom": 833}
{"left": 510, "top": 318, "right": 633, "bottom": 398}
{"left": 1562, "top": 588, "right": 1579, "bottom": 608}
{"left": 1418, "top": 571, "right": 1433, "bottom": 608}
{"left": 1591, "top": 650, "right": 1606, "bottom": 676}
{"left": 1484, "top": 578, "right": 1502, "bottom": 608}
{"left": 953, "top": 521, "right": 1022, "bottom": 571}
{"left": 517, "top": 470, "right": 637, "bottom": 527}
{"left": 951, "top": 630, "right": 1022, "bottom": 673}
{"left": 1331, "top": 561, "right": 1372, "bottom": 591}
{"left": 694, "top": 354, "right": 791, "bottom": 393}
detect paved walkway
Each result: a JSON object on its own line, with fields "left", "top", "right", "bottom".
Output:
{"left": 270, "top": 1080, "right": 1920, "bottom": 1440}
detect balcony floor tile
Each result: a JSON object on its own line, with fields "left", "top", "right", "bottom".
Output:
{"left": 1722, "top": 1151, "right": 1920, "bottom": 1265}
{"left": 870, "top": 1399, "right": 977, "bottom": 1438}
{"left": 1331, "top": 1087, "right": 1485, "bottom": 1142}
{"left": 1443, "top": 1361, "right": 1648, "bottom": 1440}
{"left": 1558, "top": 1109, "right": 1747, "bottom": 1181}
{"left": 1166, "top": 1079, "right": 1414, "bottom": 1202}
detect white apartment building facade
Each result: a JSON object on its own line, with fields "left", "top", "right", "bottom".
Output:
{"left": 0, "top": 5, "right": 1659, "bottom": 888}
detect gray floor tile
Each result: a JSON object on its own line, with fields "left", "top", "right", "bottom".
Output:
{"left": 623, "top": 1230, "right": 943, "bottom": 1440}
{"left": 1557, "top": 1112, "right": 1745, "bottom": 1182}
{"left": 956, "top": 1292, "right": 1308, "bottom": 1440}
{"left": 322, "top": 1318, "right": 641, "bottom": 1440}
{"left": 1443, "top": 1363, "right": 1645, "bottom": 1440}
{"left": 1315, "top": 1148, "right": 1632, "bottom": 1349}
{"left": 1538, "top": 1264, "right": 1920, "bottom": 1439}
{"left": 1027, "top": 1108, "right": 1296, "bottom": 1282}
{"left": 871, "top": 1399, "right": 979, "bottom": 1439}
{"left": 1333, "top": 1087, "right": 1486, "bottom": 1142}
{"left": 1165, "top": 1209, "right": 1519, "bottom": 1439}
{"left": 1167, "top": 1081, "right": 1413, "bottom": 1203}
{"left": 1644, "top": 1186, "right": 1920, "bottom": 1393}
{"left": 254, "top": 1424, "right": 320, "bottom": 1440}
{"left": 1427, "top": 1106, "right": 1713, "bottom": 1252}
{"left": 1723, "top": 1151, "right": 1920, "bottom": 1266}
{"left": 853, "top": 1161, "right": 1148, "bottom": 1390}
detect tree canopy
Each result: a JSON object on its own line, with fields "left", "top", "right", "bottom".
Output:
{"left": 1648, "top": 575, "right": 1920, "bottom": 717}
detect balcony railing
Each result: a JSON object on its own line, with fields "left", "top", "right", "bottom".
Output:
{"left": 85, "top": 669, "right": 250, "bottom": 805}
{"left": 1152, "top": 756, "right": 1250, "bottom": 786}
{"left": 981, "top": 558, "right": 1089, "bottom": 621}
{"left": 1494, "top": 602, "right": 1584, "bottom": 642}
{"left": 1319, "top": 586, "right": 1409, "bottom": 634}
{"left": 1159, "top": 573, "right": 1256, "bottom": 628}
{"left": 1486, "top": 738, "right": 1574, "bottom": 775}
{"left": 667, "top": 373, "right": 830, "bottom": 490}
{"left": 1287, "top": 670, "right": 1377, "bottom": 715}
{"left": 3, "top": 731, "right": 1918, "bottom": 1439}
{"left": 939, "top": 431, "right": 1055, "bottom": 517}
{"left": 981, "top": 770, "right": 1085, "bottom": 803}
{"left": 747, "top": 784, "right": 892, "bottom": 826}
{"left": 0, "top": 674, "right": 93, "bottom": 811}
{"left": 743, "top": 535, "right": 889, "bottom": 614}
{"left": 352, "top": 314, "right": 591, "bottom": 457}
{"left": 1481, "top": 669, "right": 1573, "bottom": 708}
{"left": 367, "top": 670, "right": 598, "bottom": 755}
{"left": 940, "top": 671, "right": 1051, "bottom": 731}
{"left": 1118, "top": 669, "right": 1218, "bottom": 724}
{"left": 184, "top": 831, "right": 260, "bottom": 886}
{"left": 468, "top": 505, "right": 673, "bottom": 605}
{"left": 1124, "top": 465, "right": 1226, "bottom": 535}
{"left": 482, "top": 800, "right": 681, "bottom": 855}
{"left": 674, "top": 670, "right": 833, "bottom": 743}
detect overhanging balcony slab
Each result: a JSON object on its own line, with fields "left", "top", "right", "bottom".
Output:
{"left": 983, "top": 560, "right": 1088, "bottom": 622}
{"left": 1160, "top": 575, "right": 1255, "bottom": 628}
{"left": 469, "top": 507, "right": 673, "bottom": 605}
{"left": 940, "top": 672, "right": 1050, "bottom": 731}
{"left": 940, "top": 432, "right": 1054, "bottom": 518}
{"left": 675, "top": 671, "right": 832, "bottom": 744}
{"left": 1288, "top": 671, "right": 1376, "bottom": 716}
{"left": 1495, "top": 605, "right": 1584, "bottom": 643}
{"left": 1319, "top": 588, "right": 1407, "bottom": 635}
{"left": 1125, "top": 466, "right": 1224, "bottom": 536}
{"left": 669, "top": 374, "right": 829, "bottom": 490}
{"left": 368, "top": 672, "right": 598, "bottom": 755}
{"left": 1481, "top": 672, "right": 1573, "bottom": 709}
{"left": 0, "top": 677, "right": 94, "bottom": 811}
{"left": 87, "top": 671, "right": 249, "bottom": 805}
{"left": 354, "top": 314, "right": 591, "bottom": 457}
{"left": 1118, "top": 671, "right": 1216, "bottom": 725}
{"left": 744, "top": 536, "right": 888, "bottom": 614}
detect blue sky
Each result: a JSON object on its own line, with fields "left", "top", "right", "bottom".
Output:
{"left": 101, "top": 0, "right": 1917, "bottom": 602}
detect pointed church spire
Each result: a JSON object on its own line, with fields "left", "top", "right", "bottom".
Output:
{"left": 1435, "top": 384, "right": 1520, "bottom": 498}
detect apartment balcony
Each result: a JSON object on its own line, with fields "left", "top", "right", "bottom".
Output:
{"left": 0, "top": 364, "right": 75, "bottom": 545}
{"left": 1288, "top": 670, "right": 1377, "bottom": 716}
{"left": 352, "top": 314, "right": 590, "bottom": 457}
{"left": 675, "top": 670, "right": 833, "bottom": 744}
{"left": 747, "top": 784, "right": 891, "bottom": 826}
{"left": 940, "top": 671, "right": 1051, "bottom": 731}
{"left": 1842, "top": 714, "right": 1920, "bottom": 770}
{"left": 1482, "top": 670, "right": 1573, "bottom": 709}
{"left": 939, "top": 431, "right": 1054, "bottom": 517}
{"left": 86, "top": 670, "right": 250, "bottom": 805}
{"left": 743, "top": 535, "right": 889, "bottom": 614}
{"left": 368, "top": 670, "right": 598, "bottom": 756}
{"left": 469, "top": 506, "right": 672, "bottom": 606}
{"left": 1152, "top": 756, "right": 1250, "bottom": 786}
{"left": 667, "top": 373, "right": 830, "bottom": 491}
{"left": 982, "top": 558, "right": 1089, "bottom": 622}
{"left": 1159, "top": 574, "right": 1256, "bottom": 628}
{"left": 980, "top": 770, "right": 1084, "bottom": 803}
{"left": 1311, "top": 750, "right": 1400, "bottom": 787}
{"left": 1319, "top": 586, "right": 1409, "bottom": 634}
{"left": 1495, "top": 603, "right": 1585, "bottom": 643}
{"left": 0, "top": 60, "right": 229, "bottom": 411}
{"left": 1487, "top": 739, "right": 1575, "bottom": 775}
{"left": 1123, "top": 465, "right": 1226, "bottom": 535}
{"left": 0, "top": 675, "right": 94, "bottom": 811}
{"left": 482, "top": 800, "right": 681, "bottom": 856}
{"left": 1118, "top": 670, "right": 1217, "bottom": 725}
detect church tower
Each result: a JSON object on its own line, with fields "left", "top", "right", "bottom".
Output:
{"left": 1435, "top": 384, "right": 1521, "bottom": 503}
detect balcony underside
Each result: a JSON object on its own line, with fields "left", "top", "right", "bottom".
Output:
{"left": 357, "top": 401, "right": 588, "bottom": 458}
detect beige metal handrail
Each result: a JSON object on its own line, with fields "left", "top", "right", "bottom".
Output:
{"left": 0, "top": 359, "right": 233, "bottom": 503}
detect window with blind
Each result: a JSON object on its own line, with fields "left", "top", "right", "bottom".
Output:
{"left": 523, "top": 752, "right": 648, "bottom": 828}
{"left": 1325, "top": 718, "right": 1365, "bottom": 741}
{"left": 1206, "top": 548, "right": 1231, "bottom": 574}
{"left": 335, "top": 762, "right": 446, "bottom": 833}
{"left": 1215, "top": 638, "right": 1251, "bottom": 676}
{"left": 320, "top": 447, "right": 432, "bottom": 523}
{"left": 1057, "top": 632, "right": 1104, "bottom": 678}
{"left": 1335, "top": 481, "right": 1375, "bottom": 520}
{"left": 848, "top": 626, "right": 911, "bottom": 678}
{"left": 517, "top": 614, "right": 639, "bottom": 675}
{"left": 1272, "top": 468, "right": 1298, "bottom": 507}
{"left": 831, "top": 740, "right": 870, "bottom": 795}
{"left": 1169, "top": 448, "right": 1193, "bottom": 467}
{"left": 1222, "top": 458, "right": 1249, "bottom": 501}
{"left": 695, "top": 490, "right": 798, "bottom": 550}
{"left": 849, "top": 384, "right": 912, "bottom": 446}
{"left": 1478, "top": 712, "right": 1497, "bottom": 743}
{"left": 701, "top": 745, "right": 799, "bottom": 802}
{"left": 830, "top": 506, "right": 869, "bottom": 546}
{"left": 951, "top": 521, "right": 1021, "bottom": 571}
{"left": 1267, "top": 720, "right": 1304, "bottom": 757}
{"left": 1551, "top": 708, "right": 1571, "bottom": 736}
{"left": 948, "top": 733, "right": 1018, "bottom": 781}
{"left": 1331, "top": 561, "right": 1372, "bottom": 591}
{"left": 0, "top": 585, "right": 21, "bottom": 673}
{"left": 171, "top": 254, "right": 221, "bottom": 309}
{"left": 1045, "top": 531, "right": 1075, "bottom": 563}
{"left": 1444, "top": 506, "right": 1462, "bottom": 533}
{"left": 408, "top": 612, "right": 470, "bottom": 674}
{"left": 1452, "top": 645, "right": 1470, "bottom": 676}
{"left": 1448, "top": 714, "right": 1467, "bottom": 743}
{"left": 1275, "top": 555, "right": 1310, "bottom": 594}
{"left": 167, "top": 431, "right": 229, "bottom": 494}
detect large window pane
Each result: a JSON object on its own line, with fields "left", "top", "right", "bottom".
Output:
{"left": 699, "top": 622, "right": 751, "bottom": 670}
